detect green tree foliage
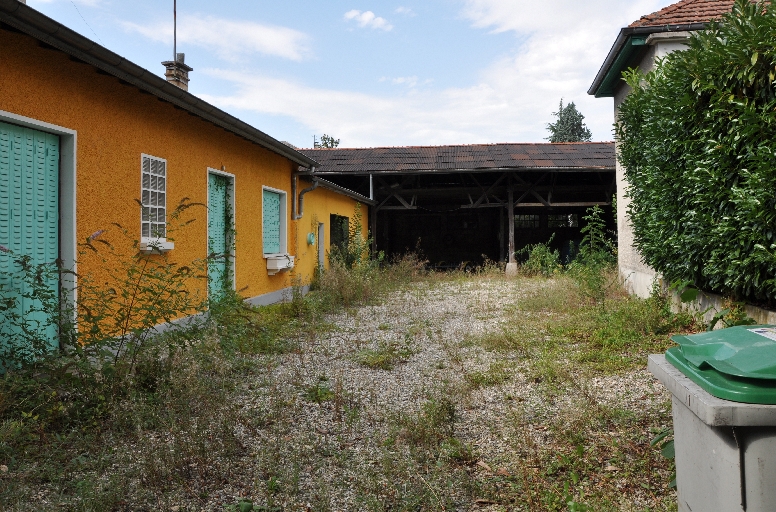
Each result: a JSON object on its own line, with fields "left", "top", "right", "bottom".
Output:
{"left": 329, "top": 203, "right": 375, "bottom": 269}
{"left": 546, "top": 100, "right": 592, "bottom": 142}
{"left": 314, "top": 134, "right": 340, "bottom": 148}
{"left": 616, "top": 0, "right": 776, "bottom": 302}
{"left": 578, "top": 205, "right": 615, "bottom": 266}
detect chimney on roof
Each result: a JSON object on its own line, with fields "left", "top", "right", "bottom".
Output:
{"left": 162, "top": 53, "right": 193, "bottom": 91}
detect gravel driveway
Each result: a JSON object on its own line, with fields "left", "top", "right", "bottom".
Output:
{"left": 220, "top": 276, "right": 673, "bottom": 511}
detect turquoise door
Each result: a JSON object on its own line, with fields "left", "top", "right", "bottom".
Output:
{"left": 208, "top": 173, "right": 231, "bottom": 299}
{"left": 0, "top": 121, "right": 60, "bottom": 363}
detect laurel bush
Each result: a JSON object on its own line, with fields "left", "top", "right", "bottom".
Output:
{"left": 616, "top": 0, "right": 776, "bottom": 302}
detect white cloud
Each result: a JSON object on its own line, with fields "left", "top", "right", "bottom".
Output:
{"left": 461, "top": 0, "right": 661, "bottom": 34}
{"left": 395, "top": 7, "right": 416, "bottom": 16}
{"left": 201, "top": 68, "right": 552, "bottom": 147}
{"left": 344, "top": 10, "right": 393, "bottom": 31}
{"left": 454, "top": 0, "right": 667, "bottom": 141}
{"left": 392, "top": 76, "right": 418, "bottom": 87}
{"left": 201, "top": 0, "right": 671, "bottom": 146}
{"left": 123, "top": 14, "right": 310, "bottom": 61}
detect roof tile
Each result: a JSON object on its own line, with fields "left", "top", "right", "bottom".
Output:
{"left": 630, "top": 0, "right": 735, "bottom": 27}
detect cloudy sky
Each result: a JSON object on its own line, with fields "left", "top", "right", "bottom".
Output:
{"left": 29, "top": 0, "right": 669, "bottom": 148}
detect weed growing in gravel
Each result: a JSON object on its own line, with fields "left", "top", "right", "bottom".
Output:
{"left": 465, "top": 361, "right": 514, "bottom": 389}
{"left": 463, "top": 327, "right": 532, "bottom": 354}
{"left": 355, "top": 340, "right": 414, "bottom": 370}
{"left": 311, "top": 252, "right": 426, "bottom": 310}
{"left": 303, "top": 375, "right": 336, "bottom": 403}
{"left": 224, "top": 499, "right": 281, "bottom": 512}
{"left": 394, "top": 396, "right": 457, "bottom": 448}
{"left": 517, "top": 236, "right": 562, "bottom": 277}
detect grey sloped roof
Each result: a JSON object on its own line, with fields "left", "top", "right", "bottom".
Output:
{"left": 301, "top": 142, "right": 615, "bottom": 174}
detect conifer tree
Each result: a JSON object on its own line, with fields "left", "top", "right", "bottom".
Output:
{"left": 546, "top": 100, "right": 592, "bottom": 142}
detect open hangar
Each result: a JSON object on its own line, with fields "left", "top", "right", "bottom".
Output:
{"left": 302, "top": 142, "right": 616, "bottom": 268}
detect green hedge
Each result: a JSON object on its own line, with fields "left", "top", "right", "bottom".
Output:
{"left": 616, "top": 0, "right": 776, "bottom": 302}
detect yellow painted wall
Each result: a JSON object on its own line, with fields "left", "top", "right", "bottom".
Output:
{"left": 0, "top": 28, "right": 363, "bottom": 301}
{"left": 291, "top": 186, "right": 370, "bottom": 284}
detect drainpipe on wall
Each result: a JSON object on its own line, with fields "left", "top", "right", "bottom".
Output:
{"left": 292, "top": 168, "right": 318, "bottom": 220}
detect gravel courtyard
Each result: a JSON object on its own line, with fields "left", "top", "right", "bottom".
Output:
{"left": 216, "top": 276, "right": 677, "bottom": 511}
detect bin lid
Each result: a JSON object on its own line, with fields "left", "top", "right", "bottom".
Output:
{"left": 670, "top": 326, "right": 776, "bottom": 380}
{"left": 666, "top": 346, "right": 776, "bottom": 404}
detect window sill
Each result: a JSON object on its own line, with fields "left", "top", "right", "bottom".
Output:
{"left": 139, "top": 240, "right": 175, "bottom": 254}
{"left": 265, "top": 254, "right": 294, "bottom": 275}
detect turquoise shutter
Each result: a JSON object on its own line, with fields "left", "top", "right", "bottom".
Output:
{"left": 263, "top": 190, "right": 281, "bottom": 254}
{"left": 0, "top": 121, "right": 59, "bottom": 364}
{"left": 208, "top": 173, "right": 231, "bottom": 298}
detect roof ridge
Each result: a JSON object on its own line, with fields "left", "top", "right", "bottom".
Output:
{"left": 631, "top": 0, "right": 700, "bottom": 26}
{"left": 301, "top": 141, "right": 614, "bottom": 151}
{"left": 629, "top": 0, "right": 735, "bottom": 28}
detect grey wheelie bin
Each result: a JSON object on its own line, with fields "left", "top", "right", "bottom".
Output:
{"left": 649, "top": 326, "right": 776, "bottom": 512}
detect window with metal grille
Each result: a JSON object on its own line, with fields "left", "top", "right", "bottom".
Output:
{"left": 548, "top": 213, "right": 578, "bottom": 228}
{"left": 141, "top": 155, "right": 167, "bottom": 240}
{"left": 515, "top": 214, "right": 540, "bottom": 229}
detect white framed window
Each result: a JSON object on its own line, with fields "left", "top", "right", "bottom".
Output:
{"left": 262, "top": 186, "right": 288, "bottom": 256}
{"left": 140, "top": 154, "right": 173, "bottom": 252}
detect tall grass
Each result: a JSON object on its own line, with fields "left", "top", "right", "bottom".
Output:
{"left": 0, "top": 199, "right": 436, "bottom": 509}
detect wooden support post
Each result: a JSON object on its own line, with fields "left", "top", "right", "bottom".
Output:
{"left": 499, "top": 206, "right": 505, "bottom": 262}
{"left": 370, "top": 206, "right": 378, "bottom": 256}
{"left": 506, "top": 187, "right": 518, "bottom": 276}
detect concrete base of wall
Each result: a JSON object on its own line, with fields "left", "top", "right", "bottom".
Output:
{"left": 618, "top": 264, "right": 776, "bottom": 327}
{"left": 619, "top": 265, "right": 660, "bottom": 299}
{"left": 153, "top": 286, "right": 311, "bottom": 336}
{"left": 246, "top": 285, "right": 310, "bottom": 307}
{"left": 672, "top": 288, "right": 776, "bottom": 327}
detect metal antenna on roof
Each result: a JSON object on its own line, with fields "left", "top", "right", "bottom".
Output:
{"left": 173, "top": 0, "right": 177, "bottom": 62}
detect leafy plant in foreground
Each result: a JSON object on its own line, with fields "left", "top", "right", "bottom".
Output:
{"left": 568, "top": 206, "right": 616, "bottom": 307}
{"left": 651, "top": 427, "right": 677, "bottom": 489}
{"left": 518, "top": 235, "right": 561, "bottom": 277}
{"left": 0, "top": 198, "right": 209, "bottom": 428}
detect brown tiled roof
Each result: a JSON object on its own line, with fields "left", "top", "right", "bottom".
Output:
{"left": 630, "top": 0, "right": 734, "bottom": 27}
{"left": 301, "top": 142, "right": 615, "bottom": 174}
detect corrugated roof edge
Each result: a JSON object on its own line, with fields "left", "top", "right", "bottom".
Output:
{"left": 588, "top": 23, "right": 707, "bottom": 97}
{"left": 310, "top": 166, "right": 615, "bottom": 176}
{"left": 311, "top": 177, "right": 377, "bottom": 205}
{"left": 0, "top": 0, "right": 319, "bottom": 169}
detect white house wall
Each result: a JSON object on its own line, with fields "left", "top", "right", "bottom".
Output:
{"left": 613, "top": 38, "right": 688, "bottom": 298}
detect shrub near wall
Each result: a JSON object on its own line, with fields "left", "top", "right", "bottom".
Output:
{"left": 617, "top": 0, "right": 776, "bottom": 302}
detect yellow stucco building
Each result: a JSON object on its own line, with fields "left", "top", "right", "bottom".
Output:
{"left": 0, "top": 1, "right": 372, "bottom": 320}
